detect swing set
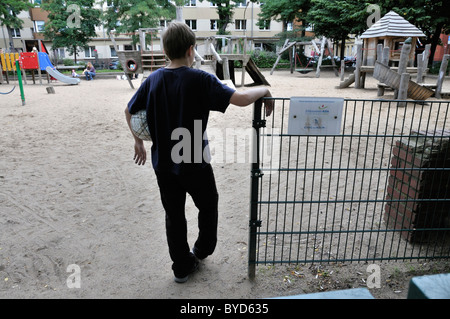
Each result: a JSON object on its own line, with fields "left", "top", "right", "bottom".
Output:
{"left": 295, "top": 53, "right": 315, "bottom": 74}
{"left": 271, "top": 37, "right": 340, "bottom": 78}
{"left": 270, "top": 40, "right": 320, "bottom": 75}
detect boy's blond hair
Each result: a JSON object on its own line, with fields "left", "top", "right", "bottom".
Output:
{"left": 163, "top": 22, "right": 196, "bottom": 60}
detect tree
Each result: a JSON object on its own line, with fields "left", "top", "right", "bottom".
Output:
{"left": 199, "top": 0, "right": 237, "bottom": 35}
{"left": 383, "top": 0, "right": 450, "bottom": 66}
{"left": 0, "top": 0, "right": 34, "bottom": 51}
{"left": 307, "top": 0, "right": 377, "bottom": 59}
{"left": 42, "top": 0, "right": 101, "bottom": 63}
{"left": 257, "top": 0, "right": 312, "bottom": 38}
{"left": 102, "top": 0, "right": 175, "bottom": 37}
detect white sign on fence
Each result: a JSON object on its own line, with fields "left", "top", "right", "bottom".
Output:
{"left": 288, "top": 97, "right": 344, "bottom": 135}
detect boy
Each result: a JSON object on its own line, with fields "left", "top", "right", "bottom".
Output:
{"left": 125, "top": 22, "right": 273, "bottom": 283}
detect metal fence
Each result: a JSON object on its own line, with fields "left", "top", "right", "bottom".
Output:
{"left": 248, "top": 98, "right": 450, "bottom": 278}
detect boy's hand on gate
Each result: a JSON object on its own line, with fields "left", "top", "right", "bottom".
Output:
{"left": 264, "top": 99, "right": 274, "bottom": 117}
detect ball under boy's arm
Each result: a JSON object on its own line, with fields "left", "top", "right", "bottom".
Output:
{"left": 124, "top": 107, "right": 147, "bottom": 165}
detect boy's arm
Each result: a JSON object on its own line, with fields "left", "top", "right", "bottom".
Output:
{"left": 125, "top": 107, "right": 147, "bottom": 166}
{"left": 229, "top": 87, "right": 274, "bottom": 116}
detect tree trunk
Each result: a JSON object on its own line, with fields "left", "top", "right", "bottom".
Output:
{"left": 428, "top": 22, "right": 444, "bottom": 67}
{"left": 340, "top": 36, "right": 346, "bottom": 60}
{"left": 7, "top": 27, "right": 16, "bottom": 52}
{"left": 300, "top": 19, "right": 306, "bottom": 38}
{"left": 176, "top": 6, "right": 183, "bottom": 22}
{"left": 73, "top": 45, "right": 77, "bottom": 64}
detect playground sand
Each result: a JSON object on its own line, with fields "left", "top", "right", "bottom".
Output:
{"left": 1, "top": 70, "right": 449, "bottom": 299}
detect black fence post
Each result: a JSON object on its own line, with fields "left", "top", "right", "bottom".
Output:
{"left": 248, "top": 98, "right": 264, "bottom": 279}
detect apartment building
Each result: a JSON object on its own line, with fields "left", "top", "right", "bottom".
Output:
{"left": 0, "top": 0, "right": 283, "bottom": 66}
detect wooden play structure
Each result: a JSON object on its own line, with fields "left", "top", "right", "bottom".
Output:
{"left": 270, "top": 37, "right": 339, "bottom": 77}
{"left": 195, "top": 36, "right": 269, "bottom": 88}
{"left": 110, "top": 28, "right": 166, "bottom": 89}
{"left": 1, "top": 49, "right": 79, "bottom": 86}
{"left": 339, "top": 10, "right": 448, "bottom": 102}
{"left": 111, "top": 31, "right": 269, "bottom": 89}
{"left": 0, "top": 52, "right": 20, "bottom": 84}
{"left": 0, "top": 53, "right": 25, "bottom": 104}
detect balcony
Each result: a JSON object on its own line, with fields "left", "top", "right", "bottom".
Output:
{"left": 29, "top": 7, "right": 48, "bottom": 21}
{"left": 33, "top": 32, "right": 45, "bottom": 40}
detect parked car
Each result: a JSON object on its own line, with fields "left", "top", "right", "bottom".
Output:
{"left": 109, "top": 60, "right": 121, "bottom": 70}
{"left": 344, "top": 56, "right": 357, "bottom": 67}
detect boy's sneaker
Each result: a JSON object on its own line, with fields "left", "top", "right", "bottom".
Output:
{"left": 174, "top": 257, "right": 199, "bottom": 284}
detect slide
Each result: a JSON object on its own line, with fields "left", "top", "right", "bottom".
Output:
{"left": 339, "top": 74, "right": 355, "bottom": 88}
{"left": 245, "top": 58, "right": 270, "bottom": 86}
{"left": 45, "top": 66, "right": 80, "bottom": 85}
{"left": 38, "top": 52, "right": 54, "bottom": 71}
{"left": 38, "top": 52, "right": 79, "bottom": 85}
{"left": 373, "top": 61, "right": 434, "bottom": 100}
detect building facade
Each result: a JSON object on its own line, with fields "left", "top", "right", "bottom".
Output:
{"left": 0, "top": 0, "right": 284, "bottom": 67}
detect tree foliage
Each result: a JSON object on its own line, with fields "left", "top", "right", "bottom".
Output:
{"left": 257, "top": 0, "right": 449, "bottom": 63}
{"left": 102, "top": 0, "right": 175, "bottom": 36}
{"left": 258, "top": 0, "right": 311, "bottom": 22}
{"left": 42, "top": 0, "right": 101, "bottom": 62}
{"left": 0, "top": 0, "right": 33, "bottom": 28}
{"left": 383, "top": 0, "right": 450, "bottom": 65}
{"left": 0, "top": 0, "right": 34, "bottom": 51}
{"left": 200, "top": 0, "right": 237, "bottom": 35}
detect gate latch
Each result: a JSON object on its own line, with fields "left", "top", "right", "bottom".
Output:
{"left": 252, "top": 119, "right": 266, "bottom": 129}
{"left": 249, "top": 220, "right": 262, "bottom": 227}
{"left": 251, "top": 170, "right": 264, "bottom": 178}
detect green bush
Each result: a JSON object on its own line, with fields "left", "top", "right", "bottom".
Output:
{"left": 429, "top": 60, "right": 450, "bottom": 75}
{"left": 62, "top": 58, "right": 74, "bottom": 66}
{"left": 251, "top": 50, "right": 278, "bottom": 68}
{"left": 234, "top": 50, "right": 290, "bottom": 69}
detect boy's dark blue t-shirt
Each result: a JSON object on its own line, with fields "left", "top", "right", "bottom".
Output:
{"left": 127, "top": 66, "right": 235, "bottom": 174}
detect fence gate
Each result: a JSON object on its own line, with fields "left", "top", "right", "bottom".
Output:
{"left": 248, "top": 98, "right": 450, "bottom": 278}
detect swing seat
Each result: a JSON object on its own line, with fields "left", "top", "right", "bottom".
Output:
{"left": 296, "top": 68, "right": 313, "bottom": 74}
{"left": 0, "top": 86, "right": 16, "bottom": 95}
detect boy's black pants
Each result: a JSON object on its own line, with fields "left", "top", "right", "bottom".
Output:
{"left": 155, "top": 164, "right": 218, "bottom": 277}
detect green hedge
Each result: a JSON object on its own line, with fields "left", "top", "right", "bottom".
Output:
{"left": 234, "top": 50, "right": 290, "bottom": 69}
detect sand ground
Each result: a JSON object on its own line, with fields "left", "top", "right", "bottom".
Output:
{"left": 1, "top": 68, "right": 449, "bottom": 299}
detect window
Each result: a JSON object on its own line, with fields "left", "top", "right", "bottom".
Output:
{"left": 210, "top": 20, "right": 218, "bottom": 31}
{"left": 110, "top": 46, "right": 117, "bottom": 57}
{"left": 185, "top": 20, "right": 197, "bottom": 31}
{"left": 235, "top": 19, "right": 246, "bottom": 30}
{"left": 56, "top": 48, "right": 65, "bottom": 59}
{"left": 11, "top": 28, "right": 21, "bottom": 38}
{"left": 34, "top": 21, "right": 45, "bottom": 32}
{"left": 259, "top": 20, "right": 270, "bottom": 31}
{"left": 160, "top": 20, "right": 171, "bottom": 28}
{"left": 286, "top": 22, "right": 293, "bottom": 31}
{"left": 236, "top": 0, "right": 247, "bottom": 7}
{"left": 85, "top": 46, "right": 96, "bottom": 58}
{"left": 185, "top": 0, "right": 196, "bottom": 6}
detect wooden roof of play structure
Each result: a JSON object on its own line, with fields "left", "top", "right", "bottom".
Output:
{"left": 361, "top": 11, "right": 425, "bottom": 39}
